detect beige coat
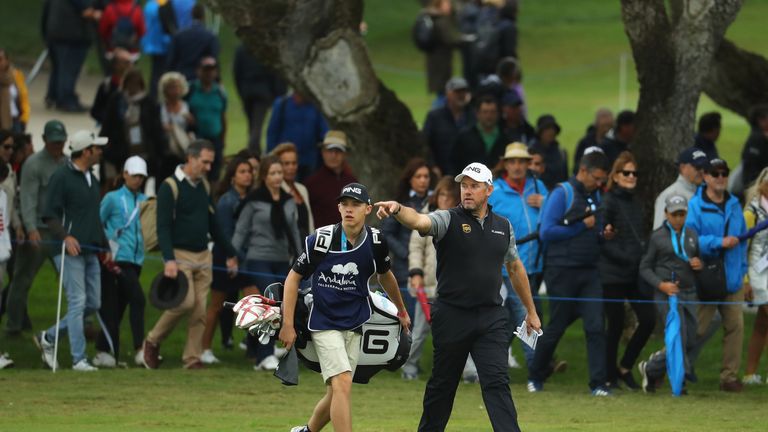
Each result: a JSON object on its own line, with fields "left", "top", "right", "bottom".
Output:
{"left": 408, "top": 204, "right": 437, "bottom": 299}
{"left": 281, "top": 180, "right": 314, "bottom": 233}
{"left": 0, "top": 165, "right": 21, "bottom": 232}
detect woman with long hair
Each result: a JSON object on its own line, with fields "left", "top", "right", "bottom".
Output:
{"left": 200, "top": 156, "right": 255, "bottom": 363}
{"left": 232, "top": 155, "right": 302, "bottom": 371}
{"left": 271, "top": 142, "right": 314, "bottom": 239}
{"left": 381, "top": 157, "right": 433, "bottom": 318}
{"left": 742, "top": 167, "right": 768, "bottom": 385}
{"left": 600, "top": 151, "right": 655, "bottom": 390}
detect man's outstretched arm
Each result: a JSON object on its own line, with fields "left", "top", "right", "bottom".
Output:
{"left": 374, "top": 201, "right": 432, "bottom": 235}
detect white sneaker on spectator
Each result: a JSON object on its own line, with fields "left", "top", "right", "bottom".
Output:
{"left": 273, "top": 346, "right": 288, "bottom": 358}
{"left": 201, "top": 349, "right": 221, "bottom": 364}
{"left": 742, "top": 374, "right": 763, "bottom": 385}
{"left": 92, "top": 351, "right": 117, "bottom": 368}
{"left": 0, "top": 353, "right": 14, "bottom": 369}
{"left": 134, "top": 349, "right": 144, "bottom": 366}
{"left": 254, "top": 355, "right": 279, "bottom": 371}
{"left": 72, "top": 359, "right": 98, "bottom": 372}
{"left": 508, "top": 347, "right": 521, "bottom": 369}
{"left": 290, "top": 426, "right": 310, "bottom": 432}
{"left": 33, "top": 331, "right": 59, "bottom": 370}
{"left": 238, "top": 339, "right": 247, "bottom": 351}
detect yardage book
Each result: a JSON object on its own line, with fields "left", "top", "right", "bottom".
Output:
{"left": 514, "top": 319, "right": 543, "bottom": 350}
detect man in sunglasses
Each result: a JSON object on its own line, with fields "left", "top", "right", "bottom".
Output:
{"left": 685, "top": 158, "right": 747, "bottom": 392}
{"left": 528, "top": 151, "right": 612, "bottom": 396}
{"left": 652, "top": 147, "right": 709, "bottom": 229}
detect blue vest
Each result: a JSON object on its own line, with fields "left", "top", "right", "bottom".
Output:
{"left": 309, "top": 225, "right": 377, "bottom": 331}
{"left": 545, "top": 178, "right": 602, "bottom": 267}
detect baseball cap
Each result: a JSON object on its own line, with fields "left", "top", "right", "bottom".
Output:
{"left": 337, "top": 183, "right": 371, "bottom": 205}
{"left": 445, "top": 77, "right": 469, "bottom": 93}
{"left": 502, "top": 142, "right": 532, "bottom": 160}
{"left": 69, "top": 130, "right": 108, "bottom": 152}
{"left": 454, "top": 162, "right": 493, "bottom": 185}
{"left": 583, "top": 146, "right": 604, "bottom": 156}
{"left": 707, "top": 158, "right": 730, "bottom": 174}
{"left": 321, "top": 130, "right": 348, "bottom": 152}
{"left": 43, "top": 120, "right": 67, "bottom": 142}
{"left": 676, "top": 147, "right": 708, "bottom": 168}
{"left": 123, "top": 156, "right": 148, "bottom": 177}
{"left": 665, "top": 195, "right": 688, "bottom": 213}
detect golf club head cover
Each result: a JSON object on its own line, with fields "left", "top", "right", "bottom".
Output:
{"left": 233, "top": 295, "right": 282, "bottom": 342}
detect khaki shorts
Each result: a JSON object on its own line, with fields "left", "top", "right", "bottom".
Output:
{"left": 312, "top": 330, "right": 362, "bottom": 383}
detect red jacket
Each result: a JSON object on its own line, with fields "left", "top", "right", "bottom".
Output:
{"left": 99, "top": 0, "right": 146, "bottom": 52}
{"left": 306, "top": 164, "right": 359, "bottom": 228}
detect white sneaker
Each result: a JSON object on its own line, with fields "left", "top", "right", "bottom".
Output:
{"left": 134, "top": 349, "right": 144, "bottom": 366}
{"left": 254, "top": 354, "right": 280, "bottom": 371}
{"left": 290, "top": 426, "right": 310, "bottom": 432}
{"left": 201, "top": 349, "right": 221, "bottom": 364}
{"left": 72, "top": 359, "right": 98, "bottom": 372}
{"left": 92, "top": 351, "right": 117, "bottom": 368}
{"left": 0, "top": 353, "right": 14, "bottom": 369}
{"left": 742, "top": 374, "right": 763, "bottom": 385}
{"left": 508, "top": 347, "right": 521, "bottom": 369}
{"left": 273, "top": 346, "right": 288, "bottom": 358}
{"left": 33, "top": 331, "right": 59, "bottom": 370}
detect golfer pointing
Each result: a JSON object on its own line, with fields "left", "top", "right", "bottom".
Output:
{"left": 376, "top": 162, "right": 541, "bottom": 432}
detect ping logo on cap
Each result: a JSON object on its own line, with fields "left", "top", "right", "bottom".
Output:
{"left": 466, "top": 166, "right": 481, "bottom": 174}
{"left": 692, "top": 150, "right": 706, "bottom": 159}
{"left": 343, "top": 186, "right": 362, "bottom": 194}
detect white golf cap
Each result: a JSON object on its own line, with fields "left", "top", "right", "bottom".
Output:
{"left": 123, "top": 156, "right": 148, "bottom": 177}
{"left": 454, "top": 162, "right": 493, "bottom": 185}
{"left": 69, "top": 130, "right": 108, "bottom": 152}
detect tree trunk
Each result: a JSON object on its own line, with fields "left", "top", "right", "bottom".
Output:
{"left": 703, "top": 38, "right": 768, "bottom": 120}
{"left": 206, "top": 0, "right": 424, "bottom": 202}
{"left": 620, "top": 0, "right": 742, "bottom": 228}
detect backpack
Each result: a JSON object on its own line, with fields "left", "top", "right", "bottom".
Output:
{"left": 412, "top": 13, "right": 438, "bottom": 52}
{"left": 157, "top": 0, "right": 178, "bottom": 36}
{"left": 111, "top": 3, "right": 140, "bottom": 50}
{"left": 140, "top": 176, "right": 211, "bottom": 251}
{"left": 472, "top": 19, "right": 501, "bottom": 75}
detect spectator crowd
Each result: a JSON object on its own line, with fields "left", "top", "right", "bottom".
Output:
{"left": 0, "top": 0, "right": 767, "bottom": 404}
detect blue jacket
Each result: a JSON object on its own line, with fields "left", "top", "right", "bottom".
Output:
{"left": 100, "top": 185, "right": 147, "bottom": 265}
{"left": 266, "top": 95, "right": 329, "bottom": 171}
{"left": 141, "top": 1, "right": 171, "bottom": 55}
{"left": 489, "top": 175, "right": 548, "bottom": 275}
{"left": 685, "top": 186, "right": 747, "bottom": 293}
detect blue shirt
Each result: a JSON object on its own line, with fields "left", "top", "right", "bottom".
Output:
{"left": 141, "top": 1, "right": 171, "bottom": 55}
{"left": 188, "top": 80, "right": 227, "bottom": 139}
{"left": 266, "top": 95, "right": 329, "bottom": 170}
{"left": 489, "top": 175, "right": 548, "bottom": 275}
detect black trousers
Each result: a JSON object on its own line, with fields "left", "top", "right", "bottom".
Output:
{"left": 96, "top": 263, "right": 145, "bottom": 359}
{"left": 419, "top": 302, "right": 520, "bottom": 432}
{"left": 603, "top": 282, "right": 656, "bottom": 382}
{"left": 529, "top": 266, "right": 607, "bottom": 390}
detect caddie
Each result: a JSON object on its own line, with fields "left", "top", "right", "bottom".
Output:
{"left": 280, "top": 182, "right": 410, "bottom": 432}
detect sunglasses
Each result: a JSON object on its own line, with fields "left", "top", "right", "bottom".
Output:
{"left": 619, "top": 170, "right": 638, "bottom": 177}
{"left": 708, "top": 171, "right": 729, "bottom": 178}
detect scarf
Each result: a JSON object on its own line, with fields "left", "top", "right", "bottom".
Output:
{"left": 239, "top": 186, "right": 295, "bottom": 247}
{"left": 0, "top": 67, "right": 14, "bottom": 129}
{"left": 124, "top": 91, "right": 147, "bottom": 126}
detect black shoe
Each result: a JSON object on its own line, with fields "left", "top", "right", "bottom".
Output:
{"left": 638, "top": 361, "right": 655, "bottom": 393}
{"left": 619, "top": 370, "right": 641, "bottom": 390}
{"left": 606, "top": 380, "right": 622, "bottom": 391}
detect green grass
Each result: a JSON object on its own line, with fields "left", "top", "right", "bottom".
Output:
{"left": 1, "top": 254, "right": 767, "bottom": 431}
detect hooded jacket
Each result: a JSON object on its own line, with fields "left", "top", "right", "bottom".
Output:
{"left": 100, "top": 185, "right": 147, "bottom": 265}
